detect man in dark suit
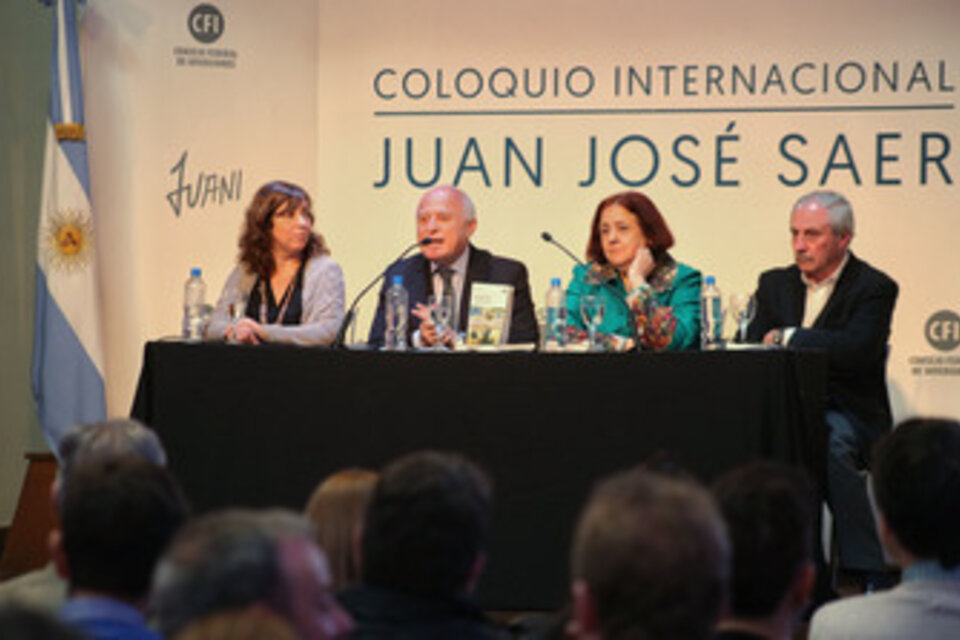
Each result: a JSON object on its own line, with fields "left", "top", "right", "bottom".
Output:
{"left": 368, "top": 185, "right": 538, "bottom": 348}
{"left": 748, "top": 190, "right": 898, "bottom": 590}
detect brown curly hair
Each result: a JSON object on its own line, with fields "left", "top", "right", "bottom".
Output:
{"left": 238, "top": 181, "right": 328, "bottom": 280}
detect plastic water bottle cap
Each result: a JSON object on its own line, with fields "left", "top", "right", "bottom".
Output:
{"left": 190, "top": 267, "right": 202, "bottom": 277}
{"left": 550, "top": 277, "right": 561, "bottom": 287}
{"left": 704, "top": 275, "right": 716, "bottom": 286}
{"left": 392, "top": 275, "right": 403, "bottom": 286}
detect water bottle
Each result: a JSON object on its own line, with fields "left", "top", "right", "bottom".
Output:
{"left": 384, "top": 275, "right": 409, "bottom": 351}
{"left": 700, "top": 275, "right": 724, "bottom": 350}
{"left": 182, "top": 267, "right": 206, "bottom": 341}
{"left": 543, "top": 278, "right": 567, "bottom": 351}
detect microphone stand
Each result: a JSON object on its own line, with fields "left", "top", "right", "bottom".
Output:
{"left": 331, "top": 239, "right": 430, "bottom": 349}
{"left": 540, "top": 231, "right": 640, "bottom": 351}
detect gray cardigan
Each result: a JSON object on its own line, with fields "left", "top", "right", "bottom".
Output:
{"left": 206, "top": 253, "right": 345, "bottom": 346}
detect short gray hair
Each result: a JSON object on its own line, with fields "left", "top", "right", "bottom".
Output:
{"left": 57, "top": 418, "right": 167, "bottom": 479}
{"left": 151, "top": 509, "right": 315, "bottom": 639}
{"left": 792, "top": 190, "right": 854, "bottom": 238}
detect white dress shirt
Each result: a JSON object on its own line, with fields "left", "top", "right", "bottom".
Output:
{"left": 784, "top": 252, "right": 850, "bottom": 344}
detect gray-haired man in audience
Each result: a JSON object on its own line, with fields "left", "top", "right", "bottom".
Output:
{"left": 0, "top": 419, "right": 167, "bottom": 613}
{"left": 151, "top": 509, "right": 352, "bottom": 640}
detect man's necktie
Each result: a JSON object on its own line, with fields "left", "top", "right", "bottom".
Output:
{"left": 437, "top": 266, "right": 456, "bottom": 329}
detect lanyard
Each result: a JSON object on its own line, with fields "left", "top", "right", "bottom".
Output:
{"left": 258, "top": 268, "right": 298, "bottom": 325}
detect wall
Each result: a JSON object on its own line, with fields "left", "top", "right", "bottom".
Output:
{"left": 0, "top": 1, "right": 53, "bottom": 526}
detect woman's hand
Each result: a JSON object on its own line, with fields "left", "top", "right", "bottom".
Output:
{"left": 626, "top": 247, "right": 656, "bottom": 289}
{"left": 231, "top": 318, "right": 265, "bottom": 344}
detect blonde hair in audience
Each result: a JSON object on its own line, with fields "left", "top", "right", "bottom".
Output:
{"left": 304, "top": 468, "right": 379, "bottom": 592}
{"left": 171, "top": 606, "right": 299, "bottom": 640}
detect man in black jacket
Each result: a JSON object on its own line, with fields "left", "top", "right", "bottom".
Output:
{"left": 368, "top": 185, "right": 538, "bottom": 348}
{"left": 748, "top": 190, "right": 898, "bottom": 589}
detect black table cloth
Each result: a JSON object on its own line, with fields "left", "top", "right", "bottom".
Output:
{"left": 131, "top": 342, "right": 827, "bottom": 610}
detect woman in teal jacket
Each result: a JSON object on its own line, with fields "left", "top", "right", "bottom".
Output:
{"left": 566, "top": 191, "right": 702, "bottom": 351}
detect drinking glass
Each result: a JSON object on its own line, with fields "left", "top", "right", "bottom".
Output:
{"left": 428, "top": 293, "right": 455, "bottom": 349}
{"left": 227, "top": 291, "right": 248, "bottom": 343}
{"left": 580, "top": 295, "right": 606, "bottom": 351}
{"left": 729, "top": 293, "right": 756, "bottom": 343}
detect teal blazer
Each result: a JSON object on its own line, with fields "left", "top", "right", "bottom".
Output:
{"left": 566, "top": 257, "right": 702, "bottom": 351}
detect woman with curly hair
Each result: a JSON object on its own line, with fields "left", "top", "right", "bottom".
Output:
{"left": 565, "top": 191, "right": 701, "bottom": 351}
{"left": 206, "top": 181, "right": 344, "bottom": 345}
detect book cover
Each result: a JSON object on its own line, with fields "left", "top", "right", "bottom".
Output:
{"left": 465, "top": 282, "right": 514, "bottom": 346}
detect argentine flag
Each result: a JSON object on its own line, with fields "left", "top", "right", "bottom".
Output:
{"left": 31, "top": 0, "right": 106, "bottom": 451}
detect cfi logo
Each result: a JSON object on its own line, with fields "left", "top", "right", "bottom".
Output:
{"left": 925, "top": 310, "right": 960, "bottom": 352}
{"left": 188, "top": 4, "right": 224, "bottom": 44}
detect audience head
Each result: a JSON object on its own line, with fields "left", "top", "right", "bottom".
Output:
{"left": 712, "top": 461, "right": 816, "bottom": 624}
{"left": 586, "top": 191, "right": 675, "bottom": 267}
{"left": 172, "top": 607, "right": 300, "bottom": 640}
{"left": 53, "top": 419, "right": 169, "bottom": 528}
{"left": 51, "top": 458, "right": 188, "bottom": 603}
{"left": 57, "top": 418, "right": 166, "bottom": 477}
{"left": 152, "top": 509, "right": 352, "bottom": 640}
{"left": 416, "top": 185, "right": 477, "bottom": 267}
{"left": 304, "top": 468, "right": 379, "bottom": 592}
{"left": 239, "top": 181, "right": 327, "bottom": 278}
{"left": 570, "top": 467, "right": 729, "bottom": 640}
{"left": 871, "top": 417, "right": 960, "bottom": 569}
{"left": 0, "top": 604, "right": 87, "bottom": 640}
{"left": 361, "top": 450, "right": 492, "bottom": 598}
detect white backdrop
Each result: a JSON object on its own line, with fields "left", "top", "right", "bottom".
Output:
{"left": 86, "top": 0, "right": 959, "bottom": 422}
{"left": 84, "top": 0, "right": 319, "bottom": 414}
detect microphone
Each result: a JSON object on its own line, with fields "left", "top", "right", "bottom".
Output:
{"left": 332, "top": 237, "right": 437, "bottom": 349}
{"left": 540, "top": 231, "right": 639, "bottom": 350}
{"left": 541, "top": 231, "right": 586, "bottom": 269}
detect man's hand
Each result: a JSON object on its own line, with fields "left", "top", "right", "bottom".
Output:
{"left": 412, "top": 304, "right": 437, "bottom": 346}
{"left": 412, "top": 303, "right": 454, "bottom": 348}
